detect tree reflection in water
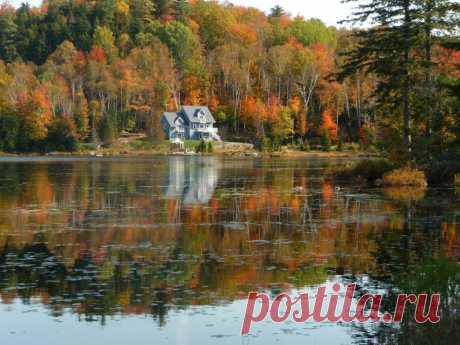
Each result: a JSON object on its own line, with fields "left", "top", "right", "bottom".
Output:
{"left": 0, "top": 157, "right": 458, "bottom": 343}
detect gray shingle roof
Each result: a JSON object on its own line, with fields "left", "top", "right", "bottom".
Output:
{"left": 163, "top": 106, "right": 216, "bottom": 129}
{"left": 163, "top": 112, "right": 178, "bottom": 127}
{"left": 181, "top": 106, "right": 216, "bottom": 124}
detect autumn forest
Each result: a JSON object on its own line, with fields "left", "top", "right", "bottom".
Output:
{"left": 0, "top": 0, "right": 459, "bottom": 174}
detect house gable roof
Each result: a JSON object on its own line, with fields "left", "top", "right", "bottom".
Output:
{"left": 162, "top": 106, "right": 216, "bottom": 127}
{"left": 163, "top": 112, "right": 178, "bottom": 127}
{"left": 181, "top": 106, "right": 216, "bottom": 124}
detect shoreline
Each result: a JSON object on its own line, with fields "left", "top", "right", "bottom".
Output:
{"left": 0, "top": 149, "right": 379, "bottom": 159}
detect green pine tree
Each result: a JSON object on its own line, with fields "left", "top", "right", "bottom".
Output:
{"left": 174, "top": 0, "right": 189, "bottom": 22}
{"left": 321, "top": 129, "right": 331, "bottom": 152}
{"left": 155, "top": 0, "right": 171, "bottom": 18}
{"left": 269, "top": 5, "right": 285, "bottom": 18}
{"left": 341, "top": 0, "right": 458, "bottom": 160}
{"left": 0, "top": 11, "right": 18, "bottom": 62}
{"left": 341, "top": 0, "right": 419, "bottom": 157}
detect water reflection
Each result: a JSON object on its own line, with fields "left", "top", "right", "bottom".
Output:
{"left": 0, "top": 157, "right": 458, "bottom": 344}
{"left": 162, "top": 156, "right": 220, "bottom": 204}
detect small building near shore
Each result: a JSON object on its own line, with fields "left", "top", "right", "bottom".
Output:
{"left": 161, "top": 106, "right": 221, "bottom": 141}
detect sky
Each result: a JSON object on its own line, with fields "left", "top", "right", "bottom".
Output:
{"left": 225, "top": 0, "right": 355, "bottom": 26}
{"left": 7, "top": 0, "right": 355, "bottom": 27}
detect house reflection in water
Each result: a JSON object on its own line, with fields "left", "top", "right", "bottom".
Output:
{"left": 162, "top": 156, "right": 220, "bottom": 204}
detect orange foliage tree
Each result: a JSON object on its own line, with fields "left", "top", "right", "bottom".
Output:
{"left": 318, "top": 109, "right": 337, "bottom": 140}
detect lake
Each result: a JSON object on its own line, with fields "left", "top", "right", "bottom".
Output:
{"left": 0, "top": 156, "right": 458, "bottom": 345}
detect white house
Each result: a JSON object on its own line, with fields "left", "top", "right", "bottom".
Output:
{"left": 161, "top": 106, "right": 221, "bottom": 141}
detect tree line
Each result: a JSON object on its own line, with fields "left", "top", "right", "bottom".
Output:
{"left": 0, "top": 1, "right": 458, "bottom": 169}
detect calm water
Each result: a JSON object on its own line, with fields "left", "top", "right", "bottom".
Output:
{"left": 0, "top": 156, "right": 458, "bottom": 345}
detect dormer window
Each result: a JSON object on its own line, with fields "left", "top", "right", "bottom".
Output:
{"left": 198, "top": 110, "right": 206, "bottom": 123}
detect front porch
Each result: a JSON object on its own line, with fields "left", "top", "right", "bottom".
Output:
{"left": 192, "top": 128, "right": 221, "bottom": 141}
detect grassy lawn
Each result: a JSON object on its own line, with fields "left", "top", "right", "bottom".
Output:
{"left": 184, "top": 140, "right": 201, "bottom": 151}
{"left": 128, "top": 138, "right": 170, "bottom": 152}
{"left": 75, "top": 138, "right": 212, "bottom": 155}
{"left": 128, "top": 139, "right": 202, "bottom": 152}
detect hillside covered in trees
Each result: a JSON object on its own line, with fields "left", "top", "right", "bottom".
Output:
{"left": 0, "top": 1, "right": 458, "bottom": 170}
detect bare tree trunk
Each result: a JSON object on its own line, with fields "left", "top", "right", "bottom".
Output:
{"left": 336, "top": 106, "right": 339, "bottom": 138}
{"left": 356, "top": 77, "right": 361, "bottom": 128}
{"left": 298, "top": 74, "right": 318, "bottom": 113}
{"left": 402, "top": 0, "right": 412, "bottom": 156}
{"left": 424, "top": 0, "right": 434, "bottom": 138}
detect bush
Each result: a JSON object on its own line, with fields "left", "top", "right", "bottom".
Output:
{"left": 337, "top": 136, "right": 343, "bottom": 152}
{"left": 256, "top": 137, "right": 272, "bottom": 152}
{"left": 118, "top": 111, "right": 137, "bottom": 132}
{"left": 335, "top": 159, "right": 394, "bottom": 183}
{"left": 184, "top": 140, "right": 200, "bottom": 151}
{"left": 359, "top": 126, "right": 376, "bottom": 149}
{"left": 207, "top": 141, "right": 213, "bottom": 153}
{"left": 47, "top": 116, "right": 78, "bottom": 152}
{"left": 425, "top": 159, "right": 460, "bottom": 185}
{"left": 99, "top": 116, "right": 118, "bottom": 147}
{"left": 271, "top": 139, "right": 281, "bottom": 151}
{"left": 301, "top": 139, "right": 310, "bottom": 152}
{"left": 321, "top": 128, "right": 331, "bottom": 151}
{"left": 382, "top": 167, "right": 428, "bottom": 187}
{"left": 196, "top": 139, "right": 207, "bottom": 153}
{"left": 343, "top": 142, "right": 361, "bottom": 152}
{"left": 0, "top": 113, "right": 19, "bottom": 152}
{"left": 367, "top": 144, "right": 380, "bottom": 153}
{"left": 78, "top": 142, "right": 98, "bottom": 152}
{"left": 455, "top": 174, "right": 460, "bottom": 186}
